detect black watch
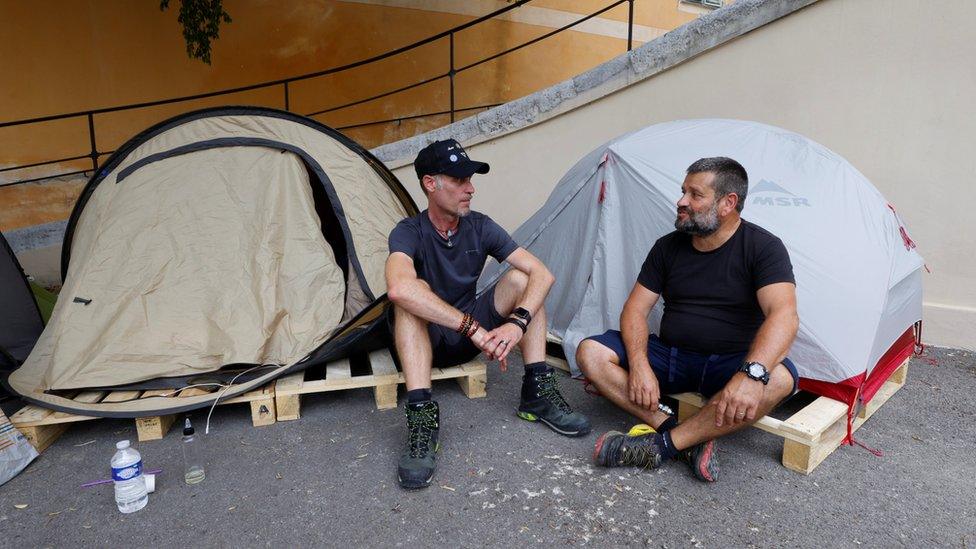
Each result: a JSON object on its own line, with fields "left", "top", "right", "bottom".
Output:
{"left": 739, "top": 361, "right": 770, "bottom": 385}
{"left": 511, "top": 307, "right": 532, "bottom": 326}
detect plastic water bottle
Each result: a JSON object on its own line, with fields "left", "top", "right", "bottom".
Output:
{"left": 112, "top": 440, "right": 148, "bottom": 513}
{"left": 182, "top": 417, "right": 205, "bottom": 485}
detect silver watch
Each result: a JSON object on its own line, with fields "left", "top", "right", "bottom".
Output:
{"left": 739, "top": 361, "right": 770, "bottom": 385}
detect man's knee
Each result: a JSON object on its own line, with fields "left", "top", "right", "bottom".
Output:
{"left": 500, "top": 268, "right": 529, "bottom": 295}
{"left": 576, "top": 339, "right": 615, "bottom": 378}
{"left": 767, "top": 362, "right": 795, "bottom": 401}
{"left": 393, "top": 302, "right": 427, "bottom": 328}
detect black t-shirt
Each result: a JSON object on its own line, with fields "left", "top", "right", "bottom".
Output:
{"left": 637, "top": 220, "right": 795, "bottom": 354}
{"left": 388, "top": 210, "right": 518, "bottom": 310}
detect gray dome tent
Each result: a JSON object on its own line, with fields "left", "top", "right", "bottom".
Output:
{"left": 5, "top": 107, "right": 417, "bottom": 417}
{"left": 481, "top": 119, "right": 923, "bottom": 413}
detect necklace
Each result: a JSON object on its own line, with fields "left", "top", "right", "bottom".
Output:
{"left": 433, "top": 221, "right": 459, "bottom": 248}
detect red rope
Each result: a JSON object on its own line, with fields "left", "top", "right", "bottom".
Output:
{"left": 913, "top": 321, "right": 939, "bottom": 365}
{"left": 849, "top": 435, "right": 884, "bottom": 457}
{"left": 887, "top": 203, "right": 919, "bottom": 251}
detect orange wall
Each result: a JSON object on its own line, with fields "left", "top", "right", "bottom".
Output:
{"left": 0, "top": 0, "right": 704, "bottom": 230}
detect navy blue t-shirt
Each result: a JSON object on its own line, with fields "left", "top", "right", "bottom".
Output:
{"left": 637, "top": 220, "right": 795, "bottom": 354}
{"left": 388, "top": 210, "right": 518, "bottom": 311}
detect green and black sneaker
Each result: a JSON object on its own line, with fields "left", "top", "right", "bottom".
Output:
{"left": 517, "top": 369, "right": 591, "bottom": 437}
{"left": 397, "top": 400, "right": 440, "bottom": 490}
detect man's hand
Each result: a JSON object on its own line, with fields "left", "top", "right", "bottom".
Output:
{"left": 714, "top": 373, "right": 764, "bottom": 427}
{"left": 628, "top": 360, "right": 660, "bottom": 411}
{"left": 478, "top": 322, "right": 523, "bottom": 371}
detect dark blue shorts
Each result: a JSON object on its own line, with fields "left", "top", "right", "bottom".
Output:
{"left": 584, "top": 330, "right": 798, "bottom": 398}
{"left": 388, "top": 285, "right": 506, "bottom": 369}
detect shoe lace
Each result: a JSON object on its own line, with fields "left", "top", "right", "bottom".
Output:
{"left": 406, "top": 406, "right": 438, "bottom": 458}
{"left": 620, "top": 435, "right": 663, "bottom": 468}
{"left": 535, "top": 371, "right": 572, "bottom": 413}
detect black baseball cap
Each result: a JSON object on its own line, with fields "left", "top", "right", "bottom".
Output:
{"left": 414, "top": 139, "right": 490, "bottom": 180}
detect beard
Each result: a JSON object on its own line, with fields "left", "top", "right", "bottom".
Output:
{"left": 675, "top": 200, "right": 720, "bottom": 236}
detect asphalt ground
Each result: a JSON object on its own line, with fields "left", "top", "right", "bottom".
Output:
{"left": 1, "top": 346, "right": 973, "bottom": 547}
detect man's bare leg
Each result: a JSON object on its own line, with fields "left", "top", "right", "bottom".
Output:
{"left": 668, "top": 364, "right": 794, "bottom": 450}
{"left": 393, "top": 303, "right": 433, "bottom": 391}
{"left": 492, "top": 269, "right": 546, "bottom": 363}
{"left": 576, "top": 339, "right": 671, "bottom": 429}
{"left": 392, "top": 303, "right": 441, "bottom": 490}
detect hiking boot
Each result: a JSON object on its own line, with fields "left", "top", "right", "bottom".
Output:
{"left": 593, "top": 425, "right": 665, "bottom": 469}
{"left": 397, "top": 400, "right": 440, "bottom": 489}
{"left": 681, "top": 439, "right": 719, "bottom": 482}
{"left": 517, "top": 369, "right": 591, "bottom": 437}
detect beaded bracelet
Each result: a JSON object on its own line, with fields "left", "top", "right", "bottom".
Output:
{"left": 457, "top": 313, "right": 473, "bottom": 334}
{"left": 466, "top": 319, "right": 481, "bottom": 338}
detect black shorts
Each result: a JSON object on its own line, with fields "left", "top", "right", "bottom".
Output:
{"left": 387, "top": 286, "right": 506, "bottom": 368}
{"left": 584, "top": 330, "right": 799, "bottom": 398}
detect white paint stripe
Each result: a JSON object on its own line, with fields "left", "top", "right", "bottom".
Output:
{"left": 339, "top": 0, "right": 666, "bottom": 42}
{"left": 923, "top": 302, "right": 976, "bottom": 314}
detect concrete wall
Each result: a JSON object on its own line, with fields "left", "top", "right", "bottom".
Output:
{"left": 378, "top": 0, "right": 975, "bottom": 350}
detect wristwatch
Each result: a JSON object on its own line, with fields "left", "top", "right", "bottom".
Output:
{"left": 511, "top": 306, "right": 532, "bottom": 326}
{"left": 739, "top": 361, "right": 770, "bottom": 385}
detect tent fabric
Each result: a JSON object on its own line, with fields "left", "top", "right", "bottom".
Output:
{"left": 480, "top": 119, "right": 924, "bottom": 408}
{"left": 6, "top": 106, "right": 416, "bottom": 417}
{"left": 0, "top": 231, "right": 44, "bottom": 367}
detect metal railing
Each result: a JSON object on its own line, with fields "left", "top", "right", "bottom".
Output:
{"left": 0, "top": 0, "right": 637, "bottom": 188}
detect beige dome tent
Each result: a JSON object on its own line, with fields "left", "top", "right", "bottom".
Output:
{"left": 5, "top": 107, "right": 417, "bottom": 417}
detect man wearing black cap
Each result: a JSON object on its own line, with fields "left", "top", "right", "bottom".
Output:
{"left": 385, "top": 138, "right": 590, "bottom": 490}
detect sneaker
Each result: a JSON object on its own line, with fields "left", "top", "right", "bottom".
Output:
{"left": 681, "top": 440, "right": 719, "bottom": 482}
{"left": 517, "top": 369, "right": 591, "bottom": 437}
{"left": 593, "top": 425, "right": 665, "bottom": 469}
{"left": 397, "top": 400, "right": 440, "bottom": 489}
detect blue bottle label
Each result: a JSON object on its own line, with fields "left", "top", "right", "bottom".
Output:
{"left": 112, "top": 460, "right": 142, "bottom": 482}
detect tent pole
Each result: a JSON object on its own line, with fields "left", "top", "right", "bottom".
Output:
{"left": 449, "top": 32, "right": 456, "bottom": 123}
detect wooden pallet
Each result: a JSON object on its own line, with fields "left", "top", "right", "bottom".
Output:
{"left": 10, "top": 384, "right": 276, "bottom": 453}
{"left": 273, "top": 348, "right": 487, "bottom": 421}
{"left": 544, "top": 334, "right": 572, "bottom": 373}
{"left": 673, "top": 359, "right": 910, "bottom": 474}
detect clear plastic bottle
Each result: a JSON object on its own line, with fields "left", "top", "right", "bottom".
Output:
{"left": 182, "top": 417, "right": 205, "bottom": 485}
{"left": 111, "top": 440, "right": 148, "bottom": 513}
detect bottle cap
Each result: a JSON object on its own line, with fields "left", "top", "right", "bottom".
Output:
{"left": 116, "top": 440, "right": 130, "bottom": 450}
{"left": 183, "top": 417, "right": 195, "bottom": 436}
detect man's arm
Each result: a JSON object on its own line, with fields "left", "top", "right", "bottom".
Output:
{"left": 386, "top": 252, "right": 463, "bottom": 328}
{"left": 745, "top": 282, "right": 799, "bottom": 367}
{"left": 500, "top": 248, "right": 554, "bottom": 317}
{"left": 620, "top": 283, "right": 661, "bottom": 410}
{"left": 480, "top": 247, "right": 555, "bottom": 362}
{"left": 385, "top": 252, "right": 494, "bottom": 352}
{"left": 715, "top": 282, "right": 799, "bottom": 426}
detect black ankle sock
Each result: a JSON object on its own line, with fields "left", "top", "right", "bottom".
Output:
{"left": 523, "top": 362, "right": 550, "bottom": 375}
{"left": 657, "top": 416, "right": 678, "bottom": 433}
{"left": 657, "top": 431, "right": 680, "bottom": 461}
{"left": 407, "top": 388, "right": 432, "bottom": 403}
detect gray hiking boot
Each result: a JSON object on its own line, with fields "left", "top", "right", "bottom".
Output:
{"left": 517, "top": 369, "right": 591, "bottom": 437}
{"left": 593, "top": 426, "right": 665, "bottom": 469}
{"left": 397, "top": 400, "right": 440, "bottom": 489}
